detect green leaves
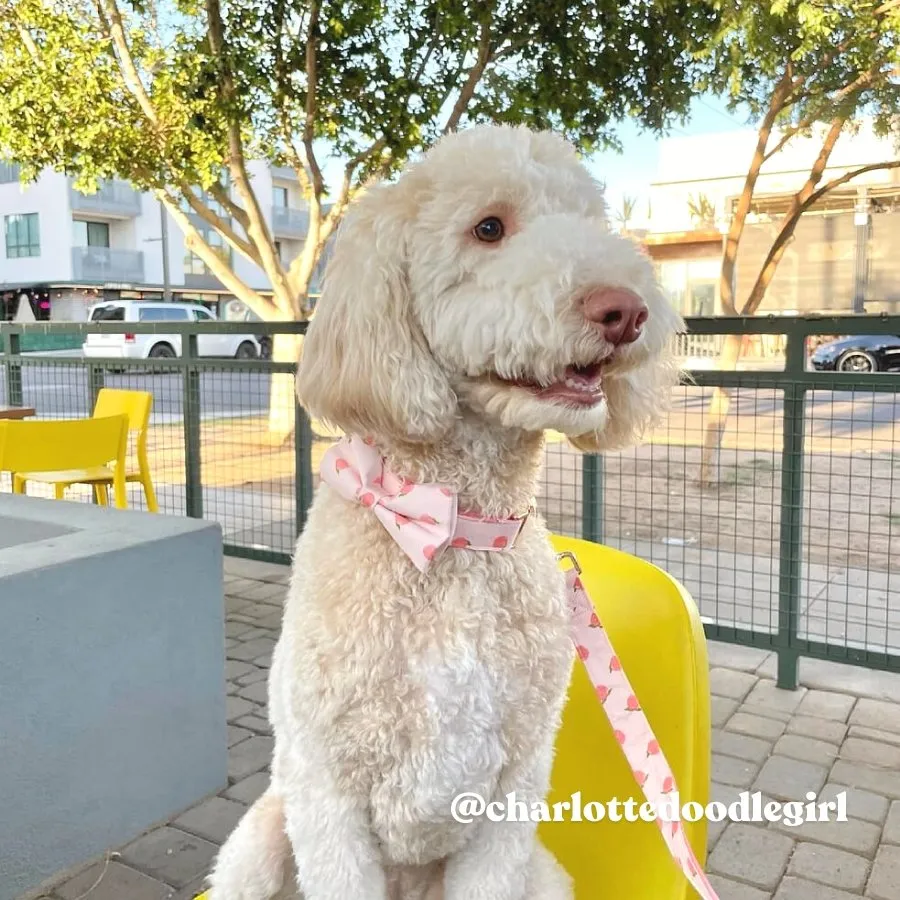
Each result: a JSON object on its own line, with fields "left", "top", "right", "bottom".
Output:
{"left": 0, "top": 0, "right": 719, "bottom": 197}
{"left": 700, "top": 1, "right": 900, "bottom": 127}
{"left": 0, "top": 0, "right": 723, "bottom": 321}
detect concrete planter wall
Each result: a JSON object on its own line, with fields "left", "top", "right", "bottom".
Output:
{"left": 0, "top": 495, "right": 227, "bottom": 900}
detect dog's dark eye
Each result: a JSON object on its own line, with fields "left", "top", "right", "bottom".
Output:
{"left": 473, "top": 216, "right": 504, "bottom": 243}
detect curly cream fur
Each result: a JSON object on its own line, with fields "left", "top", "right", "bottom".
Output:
{"left": 207, "top": 124, "right": 682, "bottom": 900}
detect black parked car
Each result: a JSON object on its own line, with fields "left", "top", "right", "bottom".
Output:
{"left": 810, "top": 335, "right": 900, "bottom": 373}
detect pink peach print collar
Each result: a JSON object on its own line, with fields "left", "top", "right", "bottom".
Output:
{"left": 320, "top": 435, "right": 530, "bottom": 572}
{"left": 320, "top": 435, "right": 718, "bottom": 900}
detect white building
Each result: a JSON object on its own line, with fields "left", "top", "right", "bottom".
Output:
{"left": 0, "top": 161, "right": 322, "bottom": 326}
{"left": 641, "top": 120, "right": 900, "bottom": 316}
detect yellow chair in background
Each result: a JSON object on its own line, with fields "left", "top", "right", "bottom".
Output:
{"left": 13, "top": 389, "right": 158, "bottom": 512}
{"left": 540, "top": 535, "right": 711, "bottom": 899}
{"left": 192, "top": 536, "right": 712, "bottom": 900}
{"left": 0, "top": 414, "right": 129, "bottom": 508}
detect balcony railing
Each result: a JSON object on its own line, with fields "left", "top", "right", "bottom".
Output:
{"left": 271, "top": 205, "right": 309, "bottom": 238}
{"left": 270, "top": 165, "right": 296, "bottom": 181}
{"left": 71, "top": 246, "right": 145, "bottom": 283}
{"left": 69, "top": 179, "right": 142, "bottom": 217}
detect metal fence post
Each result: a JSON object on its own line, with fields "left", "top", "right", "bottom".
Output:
{"left": 295, "top": 400, "right": 314, "bottom": 537}
{"left": 182, "top": 333, "right": 203, "bottom": 518}
{"left": 3, "top": 330, "right": 23, "bottom": 407}
{"left": 776, "top": 325, "right": 807, "bottom": 689}
{"left": 581, "top": 454, "right": 604, "bottom": 543}
{"left": 87, "top": 363, "right": 105, "bottom": 409}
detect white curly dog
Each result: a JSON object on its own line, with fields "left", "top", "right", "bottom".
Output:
{"left": 207, "top": 123, "right": 682, "bottom": 900}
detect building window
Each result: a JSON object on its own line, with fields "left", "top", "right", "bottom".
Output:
{"left": 184, "top": 226, "right": 232, "bottom": 276}
{"left": 273, "top": 186, "right": 289, "bottom": 208}
{"left": 0, "top": 162, "right": 21, "bottom": 184}
{"left": 72, "top": 219, "right": 110, "bottom": 247}
{"left": 274, "top": 240, "right": 282, "bottom": 261}
{"left": 658, "top": 259, "right": 720, "bottom": 316}
{"left": 688, "top": 281, "right": 716, "bottom": 316}
{"left": 5, "top": 213, "right": 40, "bottom": 258}
{"left": 181, "top": 171, "right": 230, "bottom": 218}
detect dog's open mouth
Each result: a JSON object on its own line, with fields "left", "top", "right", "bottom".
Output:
{"left": 497, "top": 363, "right": 604, "bottom": 407}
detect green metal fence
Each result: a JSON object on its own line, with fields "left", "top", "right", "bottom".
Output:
{"left": 1, "top": 320, "right": 312, "bottom": 560}
{"left": 2, "top": 314, "right": 899, "bottom": 689}
{"left": 581, "top": 314, "right": 900, "bottom": 690}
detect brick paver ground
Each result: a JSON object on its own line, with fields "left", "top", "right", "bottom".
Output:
{"left": 21, "top": 557, "right": 900, "bottom": 900}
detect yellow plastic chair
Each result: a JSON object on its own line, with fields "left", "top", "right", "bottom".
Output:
{"left": 192, "top": 536, "right": 711, "bottom": 900}
{"left": 12, "top": 389, "right": 158, "bottom": 512}
{"left": 540, "top": 534, "right": 711, "bottom": 899}
{"left": 0, "top": 414, "right": 129, "bottom": 509}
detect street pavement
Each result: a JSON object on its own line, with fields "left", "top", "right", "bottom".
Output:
{"left": 1, "top": 362, "right": 898, "bottom": 437}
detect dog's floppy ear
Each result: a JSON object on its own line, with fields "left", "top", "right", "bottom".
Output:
{"left": 296, "top": 179, "right": 457, "bottom": 442}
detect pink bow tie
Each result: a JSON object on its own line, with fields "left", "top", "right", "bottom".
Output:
{"left": 320, "top": 436, "right": 530, "bottom": 572}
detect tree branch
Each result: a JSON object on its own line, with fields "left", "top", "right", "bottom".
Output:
{"left": 281, "top": 131, "right": 314, "bottom": 200}
{"left": 718, "top": 64, "right": 795, "bottom": 315}
{"left": 409, "top": 31, "right": 440, "bottom": 85}
{"left": 809, "top": 161, "right": 900, "bottom": 210}
{"left": 96, "top": 0, "right": 160, "bottom": 127}
{"left": 205, "top": 0, "right": 297, "bottom": 317}
{"left": 492, "top": 30, "right": 535, "bottom": 62}
{"left": 740, "top": 117, "right": 855, "bottom": 315}
{"left": 766, "top": 48, "right": 894, "bottom": 164}
{"left": 13, "top": 21, "right": 40, "bottom": 62}
{"left": 208, "top": 181, "right": 250, "bottom": 229}
{"left": 302, "top": 0, "right": 324, "bottom": 199}
{"left": 320, "top": 136, "right": 387, "bottom": 240}
{"left": 158, "top": 190, "right": 274, "bottom": 319}
{"left": 737, "top": 164, "right": 900, "bottom": 320}
{"left": 778, "top": 59, "right": 890, "bottom": 157}
{"left": 286, "top": 0, "right": 326, "bottom": 309}
{"left": 269, "top": 0, "right": 314, "bottom": 201}
{"left": 178, "top": 181, "right": 259, "bottom": 264}
{"left": 442, "top": 21, "right": 494, "bottom": 133}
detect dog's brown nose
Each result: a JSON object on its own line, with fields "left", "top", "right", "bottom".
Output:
{"left": 581, "top": 288, "right": 648, "bottom": 345}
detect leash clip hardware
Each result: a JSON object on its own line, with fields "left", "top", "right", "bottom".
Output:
{"left": 555, "top": 550, "right": 582, "bottom": 575}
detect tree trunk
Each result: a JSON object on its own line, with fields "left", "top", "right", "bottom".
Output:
{"left": 697, "top": 122, "right": 863, "bottom": 486}
{"left": 717, "top": 68, "right": 795, "bottom": 316}
{"left": 697, "top": 333, "right": 743, "bottom": 485}
{"left": 696, "top": 70, "right": 797, "bottom": 486}
{"left": 267, "top": 329, "right": 303, "bottom": 442}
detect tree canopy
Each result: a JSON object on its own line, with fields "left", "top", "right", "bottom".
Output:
{"left": 0, "top": 0, "right": 720, "bottom": 321}
{"left": 698, "top": 0, "right": 900, "bottom": 316}
{"left": 694, "top": 0, "right": 900, "bottom": 485}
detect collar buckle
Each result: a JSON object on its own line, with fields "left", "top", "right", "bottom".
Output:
{"left": 511, "top": 503, "right": 535, "bottom": 548}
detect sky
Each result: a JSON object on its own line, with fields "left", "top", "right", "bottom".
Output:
{"left": 585, "top": 92, "right": 753, "bottom": 220}
{"left": 316, "top": 91, "right": 754, "bottom": 216}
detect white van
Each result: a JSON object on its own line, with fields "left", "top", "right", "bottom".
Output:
{"left": 82, "top": 301, "right": 262, "bottom": 360}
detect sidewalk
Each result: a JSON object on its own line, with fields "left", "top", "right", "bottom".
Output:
{"left": 20, "top": 557, "right": 900, "bottom": 900}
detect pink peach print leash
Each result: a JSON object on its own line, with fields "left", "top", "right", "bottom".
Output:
{"left": 321, "top": 436, "right": 718, "bottom": 900}
{"left": 561, "top": 557, "right": 718, "bottom": 900}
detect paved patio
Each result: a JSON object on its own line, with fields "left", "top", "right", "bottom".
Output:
{"left": 22, "top": 557, "right": 900, "bottom": 900}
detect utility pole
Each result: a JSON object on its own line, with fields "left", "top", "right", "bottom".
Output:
{"left": 160, "top": 199, "right": 172, "bottom": 301}
{"left": 144, "top": 199, "right": 173, "bottom": 301}
{"left": 853, "top": 186, "right": 870, "bottom": 314}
